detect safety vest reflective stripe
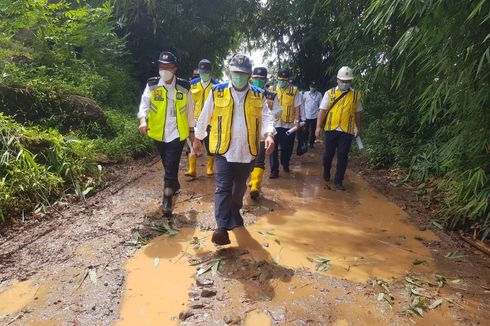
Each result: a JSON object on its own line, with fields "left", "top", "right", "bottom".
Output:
{"left": 324, "top": 88, "right": 361, "bottom": 135}
{"left": 276, "top": 85, "right": 297, "bottom": 123}
{"left": 190, "top": 81, "right": 213, "bottom": 119}
{"left": 209, "top": 87, "right": 262, "bottom": 156}
{"left": 147, "top": 85, "right": 189, "bottom": 141}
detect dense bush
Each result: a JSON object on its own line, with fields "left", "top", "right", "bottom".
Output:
{"left": 0, "top": 113, "right": 100, "bottom": 220}
{"left": 258, "top": 0, "right": 489, "bottom": 239}
{"left": 0, "top": 0, "right": 148, "bottom": 221}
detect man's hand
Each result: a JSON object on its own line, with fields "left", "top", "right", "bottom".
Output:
{"left": 295, "top": 121, "right": 300, "bottom": 130}
{"left": 315, "top": 127, "right": 322, "bottom": 139}
{"left": 188, "top": 130, "right": 195, "bottom": 143}
{"left": 265, "top": 134, "right": 275, "bottom": 155}
{"left": 138, "top": 119, "right": 149, "bottom": 135}
{"left": 193, "top": 138, "right": 203, "bottom": 157}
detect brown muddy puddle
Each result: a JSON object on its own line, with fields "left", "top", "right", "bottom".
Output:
{"left": 116, "top": 162, "right": 451, "bottom": 325}
{"left": 0, "top": 280, "right": 40, "bottom": 315}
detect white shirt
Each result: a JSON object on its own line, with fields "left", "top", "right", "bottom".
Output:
{"left": 201, "top": 80, "right": 211, "bottom": 89}
{"left": 319, "top": 86, "right": 362, "bottom": 132}
{"left": 274, "top": 87, "right": 302, "bottom": 129}
{"left": 269, "top": 95, "right": 283, "bottom": 120}
{"left": 299, "top": 92, "right": 306, "bottom": 122}
{"left": 137, "top": 77, "right": 195, "bottom": 143}
{"left": 195, "top": 82, "right": 275, "bottom": 163}
{"left": 303, "top": 90, "right": 323, "bottom": 119}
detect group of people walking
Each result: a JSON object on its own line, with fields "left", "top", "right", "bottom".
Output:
{"left": 137, "top": 51, "right": 363, "bottom": 245}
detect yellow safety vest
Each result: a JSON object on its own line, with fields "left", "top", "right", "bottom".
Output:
{"left": 209, "top": 84, "right": 263, "bottom": 156}
{"left": 324, "top": 88, "right": 361, "bottom": 135}
{"left": 147, "top": 80, "right": 189, "bottom": 142}
{"left": 276, "top": 85, "right": 298, "bottom": 123}
{"left": 190, "top": 78, "right": 216, "bottom": 119}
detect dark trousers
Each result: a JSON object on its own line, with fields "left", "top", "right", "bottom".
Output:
{"left": 253, "top": 141, "right": 266, "bottom": 169}
{"left": 323, "top": 130, "right": 354, "bottom": 185}
{"left": 270, "top": 127, "right": 295, "bottom": 173}
{"left": 214, "top": 155, "right": 254, "bottom": 230}
{"left": 154, "top": 138, "right": 185, "bottom": 191}
{"left": 306, "top": 118, "right": 317, "bottom": 146}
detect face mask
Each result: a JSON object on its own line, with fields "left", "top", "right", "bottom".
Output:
{"left": 230, "top": 72, "right": 249, "bottom": 89}
{"left": 159, "top": 69, "right": 174, "bottom": 82}
{"left": 277, "top": 80, "right": 288, "bottom": 88}
{"left": 338, "top": 82, "right": 351, "bottom": 92}
{"left": 251, "top": 79, "right": 266, "bottom": 89}
{"left": 310, "top": 87, "right": 316, "bottom": 92}
{"left": 200, "top": 73, "right": 210, "bottom": 82}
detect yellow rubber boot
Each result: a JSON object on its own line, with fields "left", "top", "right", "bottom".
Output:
{"left": 206, "top": 156, "right": 215, "bottom": 176}
{"left": 185, "top": 154, "right": 197, "bottom": 177}
{"left": 249, "top": 167, "right": 264, "bottom": 200}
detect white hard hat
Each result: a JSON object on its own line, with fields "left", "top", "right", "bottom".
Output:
{"left": 337, "top": 66, "right": 354, "bottom": 80}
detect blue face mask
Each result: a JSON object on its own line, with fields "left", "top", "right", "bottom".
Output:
{"left": 338, "top": 82, "right": 351, "bottom": 92}
{"left": 277, "top": 80, "right": 288, "bottom": 88}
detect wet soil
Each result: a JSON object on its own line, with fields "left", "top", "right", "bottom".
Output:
{"left": 0, "top": 148, "right": 489, "bottom": 325}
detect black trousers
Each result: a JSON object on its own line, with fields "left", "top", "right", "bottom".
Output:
{"left": 253, "top": 141, "right": 266, "bottom": 169}
{"left": 323, "top": 130, "right": 354, "bottom": 185}
{"left": 270, "top": 127, "right": 295, "bottom": 172}
{"left": 214, "top": 155, "right": 254, "bottom": 230}
{"left": 306, "top": 118, "right": 317, "bottom": 146}
{"left": 154, "top": 138, "right": 185, "bottom": 191}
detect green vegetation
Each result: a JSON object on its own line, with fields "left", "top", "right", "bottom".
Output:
{"left": 0, "top": 113, "right": 99, "bottom": 220}
{"left": 0, "top": 0, "right": 152, "bottom": 221}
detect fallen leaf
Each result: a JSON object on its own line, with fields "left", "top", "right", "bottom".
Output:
{"left": 431, "top": 220, "right": 443, "bottom": 230}
{"left": 445, "top": 251, "right": 465, "bottom": 260}
{"left": 88, "top": 269, "right": 97, "bottom": 284}
{"left": 428, "top": 299, "right": 442, "bottom": 310}
{"left": 413, "top": 259, "right": 426, "bottom": 265}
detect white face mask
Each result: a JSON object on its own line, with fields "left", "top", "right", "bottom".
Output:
{"left": 159, "top": 69, "right": 174, "bottom": 82}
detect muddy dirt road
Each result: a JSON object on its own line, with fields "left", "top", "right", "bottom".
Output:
{"left": 1, "top": 147, "right": 489, "bottom": 325}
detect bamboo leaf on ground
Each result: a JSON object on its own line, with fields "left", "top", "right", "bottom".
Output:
{"left": 88, "top": 269, "right": 97, "bottom": 284}
{"left": 428, "top": 298, "right": 442, "bottom": 310}
{"left": 445, "top": 251, "right": 465, "bottom": 260}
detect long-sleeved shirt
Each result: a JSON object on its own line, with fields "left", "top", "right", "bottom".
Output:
{"left": 303, "top": 90, "right": 323, "bottom": 119}
{"left": 137, "top": 77, "right": 195, "bottom": 143}
{"left": 195, "top": 82, "right": 275, "bottom": 163}
{"left": 268, "top": 93, "right": 283, "bottom": 121}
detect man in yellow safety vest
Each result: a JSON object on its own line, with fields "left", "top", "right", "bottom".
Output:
{"left": 248, "top": 67, "right": 282, "bottom": 199}
{"left": 269, "top": 68, "right": 301, "bottom": 178}
{"left": 193, "top": 54, "right": 276, "bottom": 245}
{"left": 137, "top": 51, "right": 195, "bottom": 216}
{"left": 186, "top": 59, "right": 218, "bottom": 178}
{"left": 315, "top": 66, "right": 363, "bottom": 191}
